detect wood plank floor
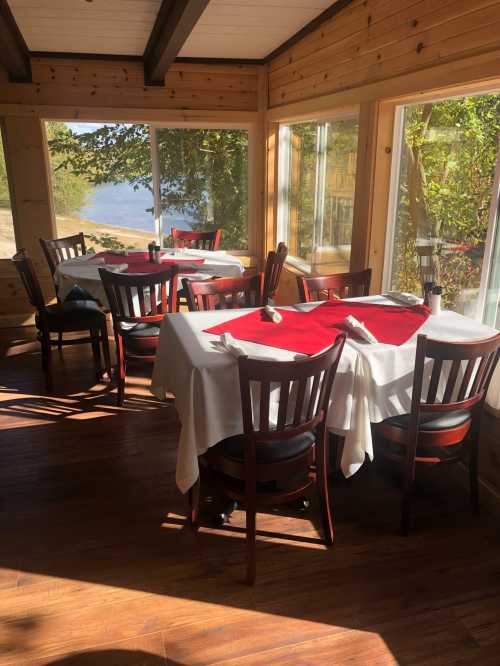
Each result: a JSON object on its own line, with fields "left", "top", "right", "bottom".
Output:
{"left": 1, "top": 329, "right": 500, "bottom": 665}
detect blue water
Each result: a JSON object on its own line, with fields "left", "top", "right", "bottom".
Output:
{"left": 77, "top": 182, "right": 193, "bottom": 234}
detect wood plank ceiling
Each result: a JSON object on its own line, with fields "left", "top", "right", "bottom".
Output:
{"left": 7, "top": 0, "right": 335, "bottom": 59}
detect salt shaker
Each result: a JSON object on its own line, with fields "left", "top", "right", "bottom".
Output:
{"left": 430, "top": 285, "right": 442, "bottom": 315}
{"left": 153, "top": 244, "right": 162, "bottom": 264}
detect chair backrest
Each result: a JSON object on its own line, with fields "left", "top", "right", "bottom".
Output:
{"left": 411, "top": 333, "right": 500, "bottom": 423}
{"left": 39, "top": 233, "right": 87, "bottom": 276}
{"left": 238, "top": 334, "right": 346, "bottom": 443}
{"left": 297, "top": 268, "right": 372, "bottom": 302}
{"left": 11, "top": 249, "right": 46, "bottom": 313}
{"left": 99, "top": 267, "right": 178, "bottom": 327}
{"left": 171, "top": 228, "right": 222, "bottom": 251}
{"left": 183, "top": 273, "right": 264, "bottom": 311}
{"left": 263, "top": 243, "right": 288, "bottom": 305}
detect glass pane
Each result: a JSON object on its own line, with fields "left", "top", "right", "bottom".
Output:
{"left": 484, "top": 205, "right": 500, "bottom": 328}
{"left": 0, "top": 128, "right": 15, "bottom": 257}
{"left": 156, "top": 128, "right": 248, "bottom": 251}
{"left": 389, "top": 94, "right": 500, "bottom": 316}
{"left": 317, "top": 117, "right": 358, "bottom": 272}
{"left": 45, "top": 122, "right": 154, "bottom": 252}
{"left": 286, "top": 122, "right": 318, "bottom": 264}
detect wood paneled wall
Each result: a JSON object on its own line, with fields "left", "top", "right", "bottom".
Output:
{"left": 268, "top": 0, "right": 500, "bottom": 108}
{"left": 0, "top": 58, "right": 260, "bottom": 111}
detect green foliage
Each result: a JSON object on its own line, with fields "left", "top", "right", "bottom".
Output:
{"left": 48, "top": 123, "right": 248, "bottom": 250}
{"left": 392, "top": 94, "right": 500, "bottom": 310}
{"left": 0, "top": 134, "right": 12, "bottom": 208}
{"left": 45, "top": 122, "right": 91, "bottom": 216}
{"left": 84, "top": 233, "right": 136, "bottom": 253}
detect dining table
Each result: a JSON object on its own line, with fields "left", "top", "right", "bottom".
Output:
{"left": 54, "top": 248, "right": 245, "bottom": 308}
{"left": 150, "top": 295, "right": 499, "bottom": 495}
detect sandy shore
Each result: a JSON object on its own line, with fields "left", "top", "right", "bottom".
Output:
{"left": 0, "top": 208, "right": 154, "bottom": 257}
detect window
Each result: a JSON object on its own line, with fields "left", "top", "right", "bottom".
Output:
{"left": 385, "top": 93, "right": 500, "bottom": 322}
{"left": 0, "top": 125, "right": 15, "bottom": 257}
{"left": 154, "top": 128, "right": 248, "bottom": 251}
{"left": 45, "top": 122, "right": 154, "bottom": 253}
{"left": 278, "top": 116, "right": 359, "bottom": 272}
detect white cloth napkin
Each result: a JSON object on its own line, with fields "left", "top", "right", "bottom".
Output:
{"left": 219, "top": 332, "right": 247, "bottom": 358}
{"left": 383, "top": 291, "right": 422, "bottom": 306}
{"left": 264, "top": 304, "right": 283, "bottom": 323}
{"left": 344, "top": 315, "right": 378, "bottom": 344}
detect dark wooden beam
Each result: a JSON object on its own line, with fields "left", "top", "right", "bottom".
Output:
{"left": 0, "top": 0, "right": 31, "bottom": 82}
{"left": 262, "top": 0, "right": 355, "bottom": 63}
{"left": 144, "top": 0, "right": 210, "bottom": 86}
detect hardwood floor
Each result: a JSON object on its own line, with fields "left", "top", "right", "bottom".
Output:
{"left": 1, "top": 328, "right": 500, "bottom": 665}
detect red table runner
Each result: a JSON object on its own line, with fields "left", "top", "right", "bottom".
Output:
{"left": 91, "top": 251, "right": 204, "bottom": 274}
{"left": 204, "top": 308, "right": 341, "bottom": 356}
{"left": 305, "top": 300, "right": 430, "bottom": 346}
{"left": 204, "top": 301, "right": 430, "bottom": 355}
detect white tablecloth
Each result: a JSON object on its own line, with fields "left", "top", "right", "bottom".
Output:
{"left": 150, "top": 296, "right": 499, "bottom": 493}
{"left": 54, "top": 249, "right": 245, "bottom": 307}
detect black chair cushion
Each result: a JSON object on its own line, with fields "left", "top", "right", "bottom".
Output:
{"left": 64, "top": 285, "right": 96, "bottom": 302}
{"left": 383, "top": 410, "right": 472, "bottom": 432}
{"left": 122, "top": 323, "right": 161, "bottom": 338}
{"left": 122, "top": 322, "right": 160, "bottom": 355}
{"left": 38, "top": 300, "right": 105, "bottom": 332}
{"left": 216, "top": 431, "right": 315, "bottom": 464}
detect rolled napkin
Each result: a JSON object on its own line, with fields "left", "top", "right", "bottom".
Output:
{"left": 220, "top": 332, "right": 247, "bottom": 358}
{"left": 383, "top": 291, "right": 422, "bottom": 306}
{"left": 344, "top": 314, "right": 378, "bottom": 344}
{"left": 106, "top": 249, "right": 128, "bottom": 255}
{"left": 264, "top": 304, "right": 283, "bottom": 324}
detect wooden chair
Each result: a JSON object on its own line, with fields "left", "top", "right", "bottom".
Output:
{"left": 297, "top": 268, "right": 372, "bottom": 302}
{"left": 99, "top": 267, "right": 178, "bottom": 405}
{"left": 12, "top": 249, "right": 111, "bottom": 392}
{"left": 171, "top": 228, "right": 222, "bottom": 251}
{"left": 263, "top": 243, "right": 288, "bottom": 306}
{"left": 190, "top": 335, "right": 347, "bottom": 584}
{"left": 39, "top": 232, "right": 87, "bottom": 285}
{"left": 183, "top": 273, "right": 264, "bottom": 311}
{"left": 374, "top": 333, "right": 500, "bottom": 535}
{"left": 40, "top": 233, "right": 90, "bottom": 348}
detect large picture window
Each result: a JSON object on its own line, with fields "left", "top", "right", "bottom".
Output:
{"left": 155, "top": 128, "right": 248, "bottom": 251}
{"left": 277, "top": 116, "right": 359, "bottom": 272}
{"left": 0, "top": 125, "right": 15, "bottom": 257}
{"left": 45, "top": 122, "right": 249, "bottom": 253}
{"left": 385, "top": 93, "right": 500, "bottom": 324}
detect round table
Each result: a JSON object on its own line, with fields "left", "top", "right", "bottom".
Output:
{"left": 54, "top": 249, "right": 245, "bottom": 308}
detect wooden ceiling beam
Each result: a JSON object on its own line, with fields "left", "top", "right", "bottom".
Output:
{"left": 144, "top": 0, "right": 210, "bottom": 86}
{"left": 0, "top": 0, "right": 31, "bottom": 82}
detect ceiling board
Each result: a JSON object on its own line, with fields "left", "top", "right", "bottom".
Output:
{"left": 7, "top": 0, "right": 336, "bottom": 60}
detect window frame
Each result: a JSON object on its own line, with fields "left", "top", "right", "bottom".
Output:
{"left": 277, "top": 110, "right": 360, "bottom": 273}
{"left": 383, "top": 90, "right": 500, "bottom": 323}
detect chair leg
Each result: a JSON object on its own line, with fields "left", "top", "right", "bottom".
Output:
{"left": 245, "top": 499, "right": 256, "bottom": 586}
{"left": 316, "top": 436, "right": 334, "bottom": 546}
{"left": 469, "top": 440, "right": 480, "bottom": 513}
{"left": 57, "top": 331, "right": 63, "bottom": 351}
{"left": 90, "top": 329, "right": 102, "bottom": 381}
{"left": 100, "top": 323, "right": 112, "bottom": 379}
{"left": 188, "top": 478, "right": 200, "bottom": 530}
{"left": 40, "top": 331, "right": 53, "bottom": 393}
{"left": 116, "top": 336, "right": 126, "bottom": 406}
{"left": 401, "top": 466, "right": 416, "bottom": 536}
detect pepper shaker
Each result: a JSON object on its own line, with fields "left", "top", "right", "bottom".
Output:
{"left": 430, "top": 285, "right": 442, "bottom": 315}
{"left": 148, "top": 242, "right": 155, "bottom": 263}
{"left": 423, "top": 281, "right": 436, "bottom": 307}
{"left": 153, "top": 244, "right": 162, "bottom": 264}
